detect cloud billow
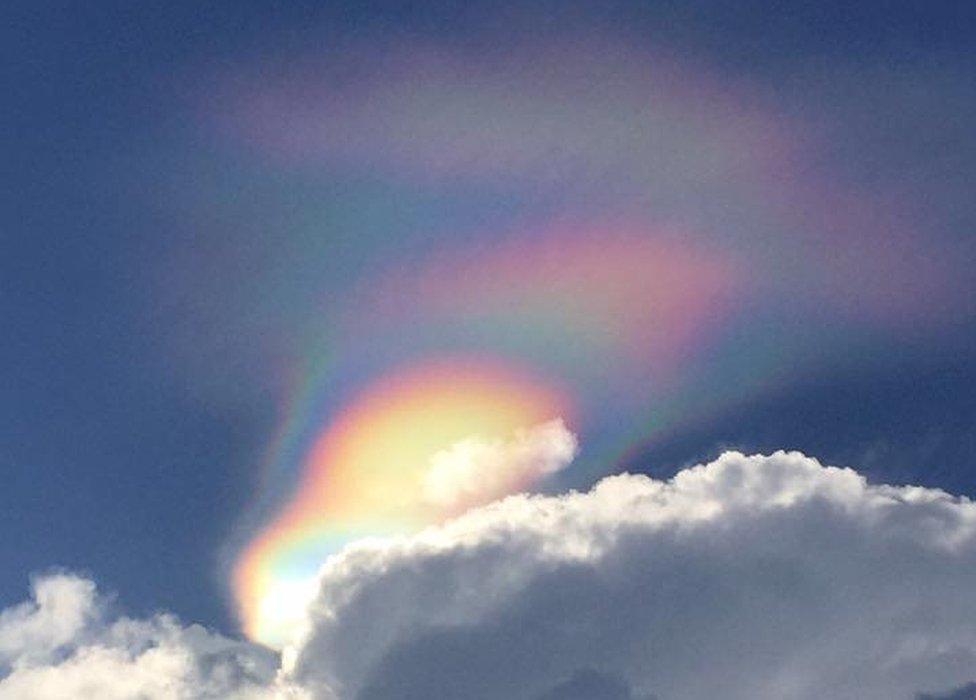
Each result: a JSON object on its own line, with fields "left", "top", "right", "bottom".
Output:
{"left": 0, "top": 575, "right": 281, "bottom": 700}
{"left": 422, "top": 418, "right": 578, "bottom": 509}
{"left": 3, "top": 450, "right": 976, "bottom": 699}
{"left": 285, "top": 451, "right": 976, "bottom": 700}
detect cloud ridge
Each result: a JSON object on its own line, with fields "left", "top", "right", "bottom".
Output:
{"left": 286, "top": 451, "right": 976, "bottom": 700}
{"left": 3, "top": 451, "right": 976, "bottom": 699}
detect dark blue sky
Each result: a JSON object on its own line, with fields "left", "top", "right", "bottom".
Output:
{"left": 3, "top": 0, "right": 974, "bottom": 638}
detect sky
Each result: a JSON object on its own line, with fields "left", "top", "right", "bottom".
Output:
{"left": 2, "top": 1, "right": 976, "bottom": 698}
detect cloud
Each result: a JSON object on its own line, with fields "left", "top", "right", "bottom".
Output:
{"left": 213, "top": 39, "right": 777, "bottom": 185}
{"left": 0, "top": 574, "right": 290, "bottom": 700}
{"left": 536, "top": 669, "right": 657, "bottom": 700}
{"left": 0, "top": 575, "right": 97, "bottom": 666}
{"left": 202, "top": 37, "right": 970, "bottom": 325}
{"left": 422, "top": 418, "right": 578, "bottom": 509}
{"left": 919, "top": 682, "right": 976, "bottom": 700}
{"left": 284, "top": 451, "right": 976, "bottom": 700}
{"left": 4, "top": 451, "right": 976, "bottom": 699}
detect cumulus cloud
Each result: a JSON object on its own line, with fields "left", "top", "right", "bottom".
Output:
{"left": 0, "top": 575, "right": 97, "bottom": 666}
{"left": 0, "top": 574, "right": 290, "bottom": 700}
{"left": 285, "top": 451, "right": 976, "bottom": 700}
{"left": 4, "top": 451, "right": 976, "bottom": 699}
{"left": 422, "top": 419, "right": 578, "bottom": 509}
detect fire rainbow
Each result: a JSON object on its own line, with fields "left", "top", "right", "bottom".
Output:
{"left": 234, "top": 359, "right": 573, "bottom": 647}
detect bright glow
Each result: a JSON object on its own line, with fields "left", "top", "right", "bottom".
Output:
{"left": 422, "top": 418, "right": 577, "bottom": 508}
{"left": 235, "top": 359, "right": 572, "bottom": 647}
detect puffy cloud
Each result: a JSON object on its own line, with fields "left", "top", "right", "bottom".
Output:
{"left": 422, "top": 419, "right": 578, "bottom": 509}
{"left": 0, "top": 574, "right": 292, "bottom": 700}
{"left": 5, "top": 451, "right": 976, "bottom": 699}
{"left": 284, "top": 451, "right": 976, "bottom": 700}
{"left": 0, "top": 575, "right": 97, "bottom": 666}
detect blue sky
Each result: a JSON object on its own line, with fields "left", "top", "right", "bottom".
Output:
{"left": 2, "top": 3, "right": 976, "bottom": 697}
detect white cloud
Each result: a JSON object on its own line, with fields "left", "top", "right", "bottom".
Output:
{"left": 4, "top": 451, "right": 976, "bottom": 699}
{"left": 0, "top": 573, "right": 295, "bottom": 700}
{"left": 284, "top": 451, "right": 976, "bottom": 700}
{"left": 0, "top": 575, "right": 97, "bottom": 666}
{"left": 422, "top": 419, "right": 578, "bottom": 509}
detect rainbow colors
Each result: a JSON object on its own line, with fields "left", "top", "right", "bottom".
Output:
{"left": 235, "top": 359, "right": 572, "bottom": 646}
{"left": 231, "top": 226, "right": 750, "bottom": 647}
{"left": 216, "top": 38, "right": 966, "bottom": 650}
{"left": 358, "top": 226, "right": 741, "bottom": 379}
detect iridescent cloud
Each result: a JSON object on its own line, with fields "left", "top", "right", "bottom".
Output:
{"left": 174, "top": 36, "right": 972, "bottom": 646}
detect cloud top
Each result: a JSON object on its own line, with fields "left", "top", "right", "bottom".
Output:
{"left": 285, "top": 451, "right": 976, "bottom": 700}
{"left": 422, "top": 418, "right": 577, "bottom": 509}
{"left": 0, "top": 574, "right": 282, "bottom": 700}
{"left": 3, "top": 451, "right": 976, "bottom": 699}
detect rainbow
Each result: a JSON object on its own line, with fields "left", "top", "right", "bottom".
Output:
{"left": 232, "top": 227, "right": 748, "bottom": 648}
{"left": 234, "top": 359, "right": 572, "bottom": 647}
{"left": 356, "top": 225, "right": 742, "bottom": 382}
{"left": 216, "top": 39, "right": 962, "bottom": 649}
